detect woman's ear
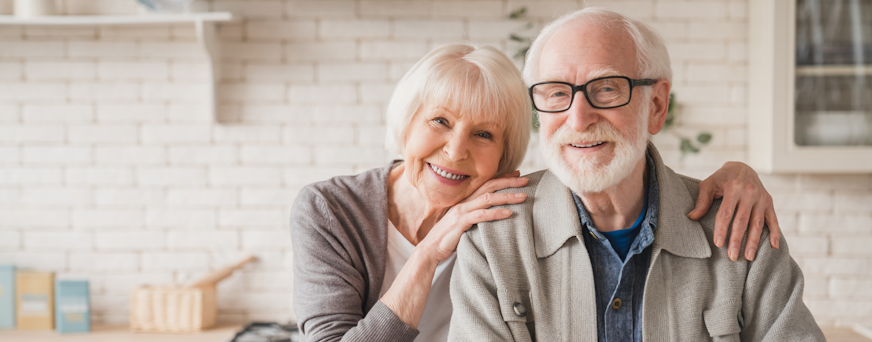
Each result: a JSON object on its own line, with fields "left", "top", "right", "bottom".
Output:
{"left": 647, "top": 80, "right": 671, "bottom": 135}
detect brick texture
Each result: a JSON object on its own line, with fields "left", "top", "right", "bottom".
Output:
{"left": 1, "top": 0, "right": 869, "bottom": 328}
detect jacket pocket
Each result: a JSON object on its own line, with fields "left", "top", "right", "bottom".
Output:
{"left": 703, "top": 302, "right": 742, "bottom": 341}
{"left": 497, "top": 288, "right": 534, "bottom": 342}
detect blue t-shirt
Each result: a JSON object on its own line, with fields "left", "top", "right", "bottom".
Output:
{"left": 598, "top": 184, "right": 649, "bottom": 261}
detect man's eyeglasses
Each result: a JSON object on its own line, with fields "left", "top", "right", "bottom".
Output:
{"left": 529, "top": 76, "right": 657, "bottom": 113}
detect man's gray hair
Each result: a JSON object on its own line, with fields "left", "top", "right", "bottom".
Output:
{"left": 522, "top": 8, "right": 672, "bottom": 85}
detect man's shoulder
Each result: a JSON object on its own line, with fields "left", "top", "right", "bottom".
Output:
{"left": 485, "top": 168, "right": 549, "bottom": 221}
{"left": 465, "top": 170, "right": 548, "bottom": 254}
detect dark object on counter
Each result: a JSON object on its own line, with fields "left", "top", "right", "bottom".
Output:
{"left": 229, "top": 322, "right": 300, "bottom": 342}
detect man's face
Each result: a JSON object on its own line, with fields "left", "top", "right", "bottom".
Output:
{"left": 536, "top": 20, "right": 657, "bottom": 194}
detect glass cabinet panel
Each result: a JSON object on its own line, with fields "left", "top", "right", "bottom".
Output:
{"left": 795, "top": 0, "right": 872, "bottom": 146}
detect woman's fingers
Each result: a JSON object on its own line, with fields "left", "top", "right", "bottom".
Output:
{"left": 463, "top": 177, "right": 528, "bottom": 203}
{"left": 689, "top": 178, "right": 719, "bottom": 220}
{"left": 712, "top": 188, "right": 738, "bottom": 249}
{"left": 726, "top": 189, "right": 753, "bottom": 261}
{"left": 743, "top": 206, "right": 765, "bottom": 261}
{"left": 462, "top": 192, "right": 527, "bottom": 212}
{"left": 465, "top": 208, "right": 514, "bottom": 226}
{"left": 765, "top": 205, "right": 781, "bottom": 249}
{"left": 495, "top": 170, "right": 522, "bottom": 179}
{"left": 434, "top": 208, "right": 514, "bottom": 257}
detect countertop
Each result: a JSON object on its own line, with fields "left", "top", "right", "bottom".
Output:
{"left": 0, "top": 325, "right": 241, "bottom": 342}
{"left": 0, "top": 325, "right": 868, "bottom": 341}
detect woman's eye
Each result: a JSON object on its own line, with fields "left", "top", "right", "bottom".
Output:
{"left": 551, "top": 91, "right": 568, "bottom": 98}
{"left": 600, "top": 87, "right": 615, "bottom": 92}
{"left": 477, "top": 132, "right": 493, "bottom": 140}
{"left": 433, "top": 117, "right": 449, "bottom": 126}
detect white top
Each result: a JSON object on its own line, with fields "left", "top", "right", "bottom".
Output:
{"left": 378, "top": 221, "right": 456, "bottom": 342}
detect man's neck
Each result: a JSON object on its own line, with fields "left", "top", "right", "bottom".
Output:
{"left": 577, "top": 157, "right": 649, "bottom": 233}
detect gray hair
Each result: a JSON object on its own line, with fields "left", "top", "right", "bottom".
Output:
{"left": 522, "top": 8, "right": 672, "bottom": 86}
{"left": 385, "top": 44, "right": 531, "bottom": 175}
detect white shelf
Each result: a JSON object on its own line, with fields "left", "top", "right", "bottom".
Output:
{"left": 795, "top": 65, "right": 872, "bottom": 76}
{"left": 0, "top": 12, "right": 232, "bottom": 25}
{"left": 0, "top": 12, "right": 233, "bottom": 122}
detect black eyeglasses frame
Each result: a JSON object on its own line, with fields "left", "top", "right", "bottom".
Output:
{"left": 529, "top": 76, "right": 658, "bottom": 113}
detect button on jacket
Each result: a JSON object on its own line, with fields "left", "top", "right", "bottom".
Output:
{"left": 448, "top": 143, "right": 825, "bottom": 342}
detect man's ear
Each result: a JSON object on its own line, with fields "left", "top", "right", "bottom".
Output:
{"left": 647, "top": 80, "right": 671, "bottom": 135}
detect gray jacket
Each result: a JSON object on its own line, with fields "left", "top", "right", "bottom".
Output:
{"left": 290, "top": 162, "right": 418, "bottom": 342}
{"left": 448, "top": 144, "right": 825, "bottom": 341}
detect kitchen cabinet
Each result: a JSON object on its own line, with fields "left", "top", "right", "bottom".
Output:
{"left": 749, "top": 0, "right": 872, "bottom": 173}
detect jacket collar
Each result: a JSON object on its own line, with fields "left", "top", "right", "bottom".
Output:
{"left": 533, "top": 142, "right": 711, "bottom": 259}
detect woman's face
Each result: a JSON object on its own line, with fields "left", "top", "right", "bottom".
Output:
{"left": 403, "top": 103, "right": 505, "bottom": 208}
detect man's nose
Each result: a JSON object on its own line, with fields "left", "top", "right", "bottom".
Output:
{"left": 565, "top": 92, "right": 599, "bottom": 132}
{"left": 443, "top": 134, "right": 469, "bottom": 161}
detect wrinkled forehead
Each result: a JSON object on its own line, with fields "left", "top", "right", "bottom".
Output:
{"left": 537, "top": 20, "right": 638, "bottom": 82}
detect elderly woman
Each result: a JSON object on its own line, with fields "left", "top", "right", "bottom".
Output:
{"left": 290, "top": 44, "right": 780, "bottom": 342}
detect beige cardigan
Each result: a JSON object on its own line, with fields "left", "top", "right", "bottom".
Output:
{"left": 448, "top": 144, "right": 824, "bottom": 342}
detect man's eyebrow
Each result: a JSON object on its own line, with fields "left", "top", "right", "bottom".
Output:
{"left": 539, "top": 70, "right": 573, "bottom": 82}
{"left": 539, "top": 67, "right": 624, "bottom": 84}
{"left": 586, "top": 67, "right": 622, "bottom": 80}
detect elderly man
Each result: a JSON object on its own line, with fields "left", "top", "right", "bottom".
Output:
{"left": 448, "top": 8, "right": 824, "bottom": 342}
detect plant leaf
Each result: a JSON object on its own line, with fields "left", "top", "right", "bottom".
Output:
{"left": 514, "top": 47, "right": 530, "bottom": 60}
{"left": 697, "top": 132, "right": 712, "bottom": 144}
{"left": 663, "top": 92, "right": 675, "bottom": 130}
{"left": 680, "top": 138, "right": 699, "bottom": 154}
{"left": 509, "top": 7, "right": 527, "bottom": 19}
{"left": 509, "top": 34, "right": 524, "bottom": 42}
{"left": 531, "top": 110, "right": 539, "bottom": 132}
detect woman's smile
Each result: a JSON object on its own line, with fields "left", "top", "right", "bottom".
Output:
{"left": 402, "top": 103, "right": 504, "bottom": 207}
{"left": 427, "top": 162, "right": 470, "bottom": 186}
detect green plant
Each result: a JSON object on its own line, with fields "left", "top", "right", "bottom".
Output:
{"left": 508, "top": 7, "right": 534, "bottom": 61}
{"left": 662, "top": 93, "right": 713, "bottom": 159}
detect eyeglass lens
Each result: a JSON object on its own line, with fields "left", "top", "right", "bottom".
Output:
{"left": 531, "top": 77, "right": 632, "bottom": 112}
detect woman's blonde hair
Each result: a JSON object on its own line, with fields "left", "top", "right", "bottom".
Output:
{"left": 385, "top": 44, "right": 531, "bottom": 175}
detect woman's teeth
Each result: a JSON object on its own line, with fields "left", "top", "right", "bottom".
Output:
{"left": 430, "top": 163, "right": 467, "bottom": 181}
{"left": 570, "top": 141, "right": 606, "bottom": 148}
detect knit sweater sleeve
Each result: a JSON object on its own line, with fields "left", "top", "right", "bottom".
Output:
{"left": 291, "top": 185, "right": 419, "bottom": 342}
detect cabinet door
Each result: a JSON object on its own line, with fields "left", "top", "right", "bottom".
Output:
{"left": 749, "top": 0, "right": 872, "bottom": 173}
{"left": 794, "top": 0, "right": 872, "bottom": 147}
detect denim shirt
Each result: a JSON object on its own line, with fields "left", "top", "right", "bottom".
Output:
{"left": 572, "top": 153, "right": 660, "bottom": 342}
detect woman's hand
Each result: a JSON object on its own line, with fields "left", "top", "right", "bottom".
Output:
{"left": 416, "top": 171, "right": 529, "bottom": 265}
{"left": 688, "top": 161, "right": 781, "bottom": 262}
{"left": 381, "top": 171, "right": 528, "bottom": 329}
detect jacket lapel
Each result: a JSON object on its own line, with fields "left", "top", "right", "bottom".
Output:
{"left": 532, "top": 170, "right": 584, "bottom": 259}
{"left": 643, "top": 143, "right": 712, "bottom": 341}
{"left": 531, "top": 170, "right": 598, "bottom": 341}
{"left": 648, "top": 142, "right": 711, "bottom": 260}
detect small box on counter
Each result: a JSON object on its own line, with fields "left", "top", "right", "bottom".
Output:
{"left": 55, "top": 280, "right": 90, "bottom": 333}
{"left": 16, "top": 272, "right": 54, "bottom": 330}
{"left": 0, "top": 265, "right": 14, "bottom": 329}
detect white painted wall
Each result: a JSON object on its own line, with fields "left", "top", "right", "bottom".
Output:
{"left": 0, "top": 0, "right": 869, "bottom": 327}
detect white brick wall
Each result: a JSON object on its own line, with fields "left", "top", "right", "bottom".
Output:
{"left": 1, "top": 0, "right": 869, "bottom": 328}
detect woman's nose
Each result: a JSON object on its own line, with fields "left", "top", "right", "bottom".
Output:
{"left": 443, "top": 135, "right": 469, "bottom": 161}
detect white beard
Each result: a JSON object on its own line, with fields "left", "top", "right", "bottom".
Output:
{"left": 540, "top": 110, "right": 650, "bottom": 194}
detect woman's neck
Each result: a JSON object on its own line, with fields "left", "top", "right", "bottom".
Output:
{"left": 387, "top": 163, "right": 450, "bottom": 246}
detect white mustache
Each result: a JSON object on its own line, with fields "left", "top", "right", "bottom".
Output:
{"left": 549, "top": 122, "right": 624, "bottom": 146}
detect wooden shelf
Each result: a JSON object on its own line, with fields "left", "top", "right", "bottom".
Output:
{"left": 0, "top": 12, "right": 231, "bottom": 25}
{"left": 796, "top": 65, "right": 872, "bottom": 76}
{"left": 0, "top": 325, "right": 242, "bottom": 342}
{"left": 0, "top": 12, "right": 233, "bottom": 122}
